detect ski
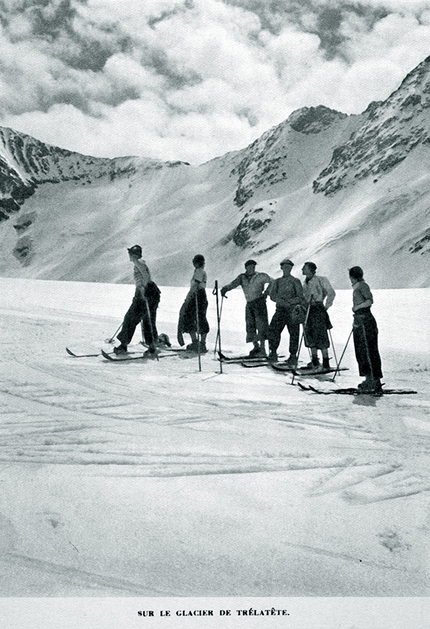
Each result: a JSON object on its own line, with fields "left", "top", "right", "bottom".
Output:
{"left": 292, "top": 366, "right": 348, "bottom": 376}
{"left": 240, "top": 359, "right": 295, "bottom": 369}
{"left": 268, "top": 361, "right": 304, "bottom": 372}
{"left": 167, "top": 346, "right": 200, "bottom": 353}
{"left": 66, "top": 348, "right": 100, "bottom": 358}
{"left": 218, "top": 351, "right": 284, "bottom": 364}
{"left": 218, "top": 351, "right": 260, "bottom": 362}
{"left": 240, "top": 359, "right": 272, "bottom": 368}
{"left": 176, "top": 352, "right": 202, "bottom": 359}
{"left": 150, "top": 343, "right": 186, "bottom": 352}
{"left": 297, "top": 382, "right": 417, "bottom": 396}
{"left": 238, "top": 361, "right": 348, "bottom": 371}
{"left": 66, "top": 347, "right": 142, "bottom": 358}
{"left": 101, "top": 349, "right": 147, "bottom": 362}
{"left": 101, "top": 349, "right": 177, "bottom": 362}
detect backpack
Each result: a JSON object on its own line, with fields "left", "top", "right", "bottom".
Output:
{"left": 291, "top": 303, "right": 307, "bottom": 324}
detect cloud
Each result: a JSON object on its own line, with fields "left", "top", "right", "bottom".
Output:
{"left": 1, "top": 0, "right": 430, "bottom": 164}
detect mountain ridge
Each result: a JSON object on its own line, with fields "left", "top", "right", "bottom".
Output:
{"left": 0, "top": 56, "right": 429, "bottom": 289}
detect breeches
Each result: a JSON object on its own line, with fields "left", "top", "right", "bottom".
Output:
{"left": 245, "top": 297, "right": 269, "bottom": 343}
{"left": 268, "top": 308, "right": 300, "bottom": 355}
{"left": 117, "top": 283, "right": 160, "bottom": 346}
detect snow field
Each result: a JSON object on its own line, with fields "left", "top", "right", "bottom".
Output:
{"left": 0, "top": 277, "right": 429, "bottom": 606}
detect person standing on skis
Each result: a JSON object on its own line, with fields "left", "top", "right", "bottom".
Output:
{"left": 301, "top": 261, "right": 336, "bottom": 371}
{"left": 177, "top": 254, "right": 210, "bottom": 353}
{"left": 267, "top": 258, "right": 305, "bottom": 366}
{"left": 221, "top": 260, "right": 272, "bottom": 357}
{"left": 349, "top": 266, "right": 383, "bottom": 392}
{"left": 114, "top": 245, "right": 161, "bottom": 355}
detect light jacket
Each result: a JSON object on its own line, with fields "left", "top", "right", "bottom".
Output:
{"left": 224, "top": 272, "right": 272, "bottom": 303}
{"left": 133, "top": 258, "right": 151, "bottom": 295}
{"left": 303, "top": 275, "right": 336, "bottom": 309}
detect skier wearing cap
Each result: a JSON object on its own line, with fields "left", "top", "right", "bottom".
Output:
{"left": 114, "top": 245, "right": 161, "bottom": 355}
{"left": 301, "top": 261, "right": 336, "bottom": 371}
{"left": 349, "top": 266, "right": 383, "bottom": 392}
{"left": 267, "top": 259, "right": 305, "bottom": 365}
{"left": 221, "top": 260, "right": 272, "bottom": 357}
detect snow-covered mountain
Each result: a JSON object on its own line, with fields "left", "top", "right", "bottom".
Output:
{"left": 1, "top": 56, "right": 430, "bottom": 288}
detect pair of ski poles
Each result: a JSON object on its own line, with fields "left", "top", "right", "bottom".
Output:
{"left": 290, "top": 301, "right": 312, "bottom": 385}
{"left": 332, "top": 316, "right": 376, "bottom": 384}
{"left": 212, "top": 281, "right": 224, "bottom": 373}
{"left": 105, "top": 296, "right": 159, "bottom": 359}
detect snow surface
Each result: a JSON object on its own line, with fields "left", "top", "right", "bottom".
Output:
{"left": 0, "top": 277, "right": 429, "bottom": 625}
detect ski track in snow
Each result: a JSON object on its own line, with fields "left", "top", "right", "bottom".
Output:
{"left": 1, "top": 305, "right": 429, "bottom": 501}
{"left": 0, "top": 281, "right": 429, "bottom": 597}
{"left": 0, "top": 552, "right": 173, "bottom": 596}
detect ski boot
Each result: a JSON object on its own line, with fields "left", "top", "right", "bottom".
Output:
{"left": 285, "top": 354, "right": 298, "bottom": 368}
{"left": 113, "top": 344, "right": 128, "bottom": 355}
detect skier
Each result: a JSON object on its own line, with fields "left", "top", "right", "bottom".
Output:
{"left": 301, "top": 261, "right": 336, "bottom": 371}
{"left": 349, "top": 266, "right": 383, "bottom": 392}
{"left": 221, "top": 260, "right": 272, "bottom": 357}
{"left": 114, "top": 245, "right": 161, "bottom": 355}
{"left": 177, "top": 254, "right": 210, "bottom": 353}
{"left": 267, "top": 259, "right": 305, "bottom": 366}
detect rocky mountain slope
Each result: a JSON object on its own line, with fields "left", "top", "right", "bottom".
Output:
{"left": 0, "top": 56, "right": 430, "bottom": 289}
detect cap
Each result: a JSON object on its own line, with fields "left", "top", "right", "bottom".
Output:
{"left": 280, "top": 258, "right": 294, "bottom": 266}
{"left": 244, "top": 259, "right": 257, "bottom": 267}
{"left": 127, "top": 245, "right": 142, "bottom": 257}
{"left": 349, "top": 266, "right": 363, "bottom": 280}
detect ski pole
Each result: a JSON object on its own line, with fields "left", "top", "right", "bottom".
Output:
{"left": 105, "top": 322, "right": 123, "bottom": 344}
{"left": 215, "top": 297, "right": 224, "bottom": 351}
{"left": 331, "top": 327, "right": 353, "bottom": 382}
{"left": 217, "top": 289, "right": 224, "bottom": 372}
{"left": 218, "top": 298, "right": 224, "bottom": 372}
{"left": 212, "top": 283, "right": 224, "bottom": 351}
{"left": 291, "top": 301, "right": 312, "bottom": 386}
{"left": 212, "top": 281, "right": 223, "bottom": 373}
{"left": 143, "top": 296, "right": 159, "bottom": 361}
{"left": 328, "top": 328, "right": 339, "bottom": 370}
{"left": 195, "top": 291, "right": 202, "bottom": 372}
{"left": 214, "top": 298, "right": 224, "bottom": 351}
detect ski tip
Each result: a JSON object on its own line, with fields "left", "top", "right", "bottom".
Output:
{"left": 66, "top": 347, "right": 76, "bottom": 356}
{"left": 100, "top": 349, "right": 135, "bottom": 361}
{"left": 296, "top": 382, "right": 309, "bottom": 390}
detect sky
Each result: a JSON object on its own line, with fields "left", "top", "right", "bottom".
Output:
{"left": 1, "top": 0, "right": 430, "bottom": 165}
